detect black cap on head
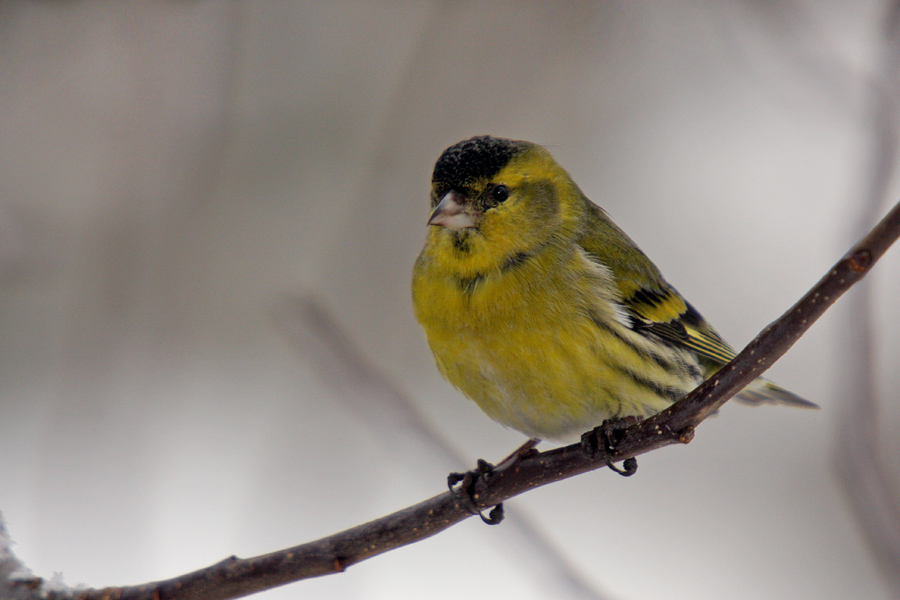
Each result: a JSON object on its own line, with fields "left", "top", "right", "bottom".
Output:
{"left": 432, "top": 136, "right": 526, "bottom": 197}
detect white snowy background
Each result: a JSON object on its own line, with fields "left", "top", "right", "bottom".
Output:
{"left": 1, "top": 2, "right": 899, "bottom": 599}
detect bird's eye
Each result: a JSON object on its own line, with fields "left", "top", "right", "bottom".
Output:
{"left": 490, "top": 184, "right": 509, "bottom": 204}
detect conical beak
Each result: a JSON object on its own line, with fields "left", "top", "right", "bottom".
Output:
{"left": 427, "top": 191, "right": 478, "bottom": 230}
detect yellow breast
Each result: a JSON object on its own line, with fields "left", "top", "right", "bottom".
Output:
{"left": 412, "top": 240, "right": 699, "bottom": 441}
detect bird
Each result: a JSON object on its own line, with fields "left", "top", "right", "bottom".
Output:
{"left": 412, "top": 135, "right": 816, "bottom": 444}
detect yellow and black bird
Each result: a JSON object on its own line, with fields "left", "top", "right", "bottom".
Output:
{"left": 412, "top": 135, "right": 815, "bottom": 443}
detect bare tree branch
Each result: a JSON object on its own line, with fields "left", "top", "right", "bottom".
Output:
{"left": 0, "top": 197, "right": 890, "bottom": 600}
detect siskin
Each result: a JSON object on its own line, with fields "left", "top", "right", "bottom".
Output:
{"left": 412, "top": 135, "right": 815, "bottom": 443}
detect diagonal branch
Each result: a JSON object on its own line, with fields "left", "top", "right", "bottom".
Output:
{"left": 9, "top": 198, "right": 900, "bottom": 600}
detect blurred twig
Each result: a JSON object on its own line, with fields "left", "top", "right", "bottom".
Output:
{"left": 0, "top": 513, "right": 45, "bottom": 600}
{"left": 14, "top": 196, "right": 895, "bottom": 600}
{"left": 834, "top": 1, "right": 900, "bottom": 595}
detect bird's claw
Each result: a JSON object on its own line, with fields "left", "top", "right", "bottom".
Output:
{"left": 581, "top": 417, "right": 639, "bottom": 477}
{"left": 447, "top": 458, "right": 505, "bottom": 525}
{"left": 608, "top": 456, "right": 638, "bottom": 476}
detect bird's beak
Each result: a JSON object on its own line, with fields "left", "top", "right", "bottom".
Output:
{"left": 427, "top": 191, "right": 478, "bottom": 230}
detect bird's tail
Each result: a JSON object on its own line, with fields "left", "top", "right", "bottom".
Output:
{"left": 735, "top": 378, "right": 819, "bottom": 409}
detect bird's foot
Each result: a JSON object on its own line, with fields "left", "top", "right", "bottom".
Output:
{"left": 447, "top": 459, "right": 505, "bottom": 525}
{"left": 447, "top": 438, "right": 541, "bottom": 524}
{"left": 581, "top": 417, "right": 639, "bottom": 476}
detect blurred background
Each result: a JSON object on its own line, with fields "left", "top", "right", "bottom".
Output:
{"left": 1, "top": 2, "right": 899, "bottom": 599}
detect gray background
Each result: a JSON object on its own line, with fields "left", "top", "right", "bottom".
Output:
{"left": 1, "top": 2, "right": 898, "bottom": 599}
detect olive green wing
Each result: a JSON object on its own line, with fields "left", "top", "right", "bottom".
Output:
{"left": 614, "top": 274, "right": 817, "bottom": 408}
{"left": 578, "top": 199, "right": 817, "bottom": 408}
{"left": 578, "top": 200, "right": 734, "bottom": 369}
{"left": 622, "top": 288, "right": 737, "bottom": 370}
